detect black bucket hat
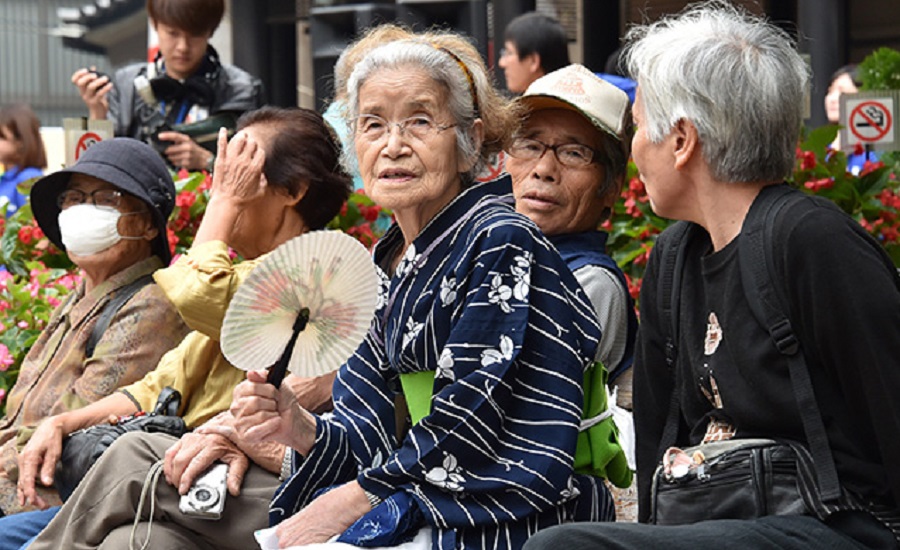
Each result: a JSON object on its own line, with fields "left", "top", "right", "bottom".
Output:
{"left": 30, "top": 138, "right": 176, "bottom": 264}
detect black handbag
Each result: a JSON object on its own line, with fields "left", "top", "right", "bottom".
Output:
{"left": 54, "top": 387, "right": 187, "bottom": 501}
{"left": 650, "top": 438, "right": 809, "bottom": 525}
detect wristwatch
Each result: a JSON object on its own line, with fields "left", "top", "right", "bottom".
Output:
{"left": 278, "top": 447, "right": 293, "bottom": 481}
{"left": 205, "top": 152, "right": 215, "bottom": 173}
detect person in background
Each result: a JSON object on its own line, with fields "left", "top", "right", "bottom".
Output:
{"left": 12, "top": 107, "right": 351, "bottom": 550}
{"left": 498, "top": 12, "right": 570, "bottom": 94}
{"left": 0, "top": 138, "right": 189, "bottom": 518}
{"left": 824, "top": 64, "right": 877, "bottom": 175}
{"left": 71, "top": 0, "right": 264, "bottom": 171}
{"left": 524, "top": 3, "right": 899, "bottom": 548}
{"left": 0, "top": 104, "right": 47, "bottom": 216}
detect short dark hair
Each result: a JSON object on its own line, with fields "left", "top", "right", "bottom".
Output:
{"left": 146, "top": 0, "right": 224, "bottom": 36}
{"left": 237, "top": 107, "right": 352, "bottom": 230}
{"left": 0, "top": 103, "right": 47, "bottom": 169}
{"left": 504, "top": 12, "right": 570, "bottom": 74}
{"left": 830, "top": 64, "right": 861, "bottom": 88}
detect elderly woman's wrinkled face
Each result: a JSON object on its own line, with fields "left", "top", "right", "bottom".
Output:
{"left": 354, "top": 66, "right": 465, "bottom": 227}
{"left": 507, "top": 109, "right": 610, "bottom": 236}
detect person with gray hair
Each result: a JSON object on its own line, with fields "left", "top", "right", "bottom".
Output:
{"left": 524, "top": 2, "right": 900, "bottom": 549}
{"left": 230, "top": 29, "right": 619, "bottom": 549}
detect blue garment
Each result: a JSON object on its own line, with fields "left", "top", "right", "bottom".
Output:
{"left": 549, "top": 230, "right": 638, "bottom": 382}
{"left": 847, "top": 149, "right": 880, "bottom": 176}
{"left": 0, "top": 506, "right": 59, "bottom": 550}
{"left": 0, "top": 166, "right": 42, "bottom": 216}
{"left": 271, "top": 176, "right": 615, "bottom": 549}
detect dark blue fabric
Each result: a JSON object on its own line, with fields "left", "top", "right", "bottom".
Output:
{"left": 335, "top": 492, "right": 424, "bottom": 547}
{"left": 0, "top": 506, "right": 59, "bottom": 550}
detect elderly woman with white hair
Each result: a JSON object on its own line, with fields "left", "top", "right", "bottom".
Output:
{"left": 228, "top": 30, "right": 618, "bottom": 549}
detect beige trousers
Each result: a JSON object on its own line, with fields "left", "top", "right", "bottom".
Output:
{"left": 28, "top": 431, "right": 279, "bottom": 550}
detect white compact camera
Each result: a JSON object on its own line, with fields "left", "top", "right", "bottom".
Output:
{"left": 179, "top": 462, "right": 228, "bottom": 520}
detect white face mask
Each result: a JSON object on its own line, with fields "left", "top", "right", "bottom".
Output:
{"left": 58, "top": 204, "right": 145, "bottom": 257}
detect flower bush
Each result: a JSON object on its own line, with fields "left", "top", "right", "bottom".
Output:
{"left": 0, "top": 172, "right": 391, "bottom": 415}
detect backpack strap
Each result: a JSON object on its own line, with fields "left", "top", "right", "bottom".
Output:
{"left": 655, "top": 221, "right": 696, "bottom": 458}
{"left": 85, "top": 274, "right": 154, "bottom": 359}
{"left": 737, "top": 184, "right": 841, "bottom": 500}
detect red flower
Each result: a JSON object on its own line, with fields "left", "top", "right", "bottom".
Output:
{"left": 175, "top": 191, "right": 196, "bottom": 208}
{"left": 624, "top": 273, "right": 641, "bottom": 302}
{"left": 860, "top": 160, "right": 885, "bottom": 177}
{"left": 798, "top": 150, "right": 816, "bottom": 171}
{"left": 360, "top": 204, "right": 380, "bottom": 222}
{"left": 166, "top": 227, "right": 178, "bottom": 257}
{"left": 880, "top": 224, "right": 899, "bottom": 243}
{"left": 804, "top": 177, "right": 835, "bottom": 192}
{"left": 17, "top": 225, "right": 33, "bottom": 245}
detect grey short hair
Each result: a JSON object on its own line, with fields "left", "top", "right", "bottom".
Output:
{"left": 624, "top": 1, "right": 809, "bottom": 183}
{"left": 343, "top": 40, "right": 486, "bottom": 183}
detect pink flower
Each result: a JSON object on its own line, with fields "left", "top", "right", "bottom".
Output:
{"left": 0, "top": 343, "right": 14, "bottom": 370}
{"left": 0, "top": 388, "right": 6, "bottom": 403}
{"left": 17, "top": 321, "right": 28, "bottom": 329}
{"left": 0, "top": 271, "right": 12, "bottom": 290}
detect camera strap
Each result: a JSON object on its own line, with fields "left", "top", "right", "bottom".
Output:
{"left": 130, "top": 459, "right": 165, "bottom": 550}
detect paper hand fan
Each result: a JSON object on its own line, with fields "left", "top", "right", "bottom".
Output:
{"left": 221, "top": 230, "right": 380, "bottom": 386}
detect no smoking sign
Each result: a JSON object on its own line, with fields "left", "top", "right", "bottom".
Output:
{"left": 844, "top": 97, "right": 894, "bottom": 146}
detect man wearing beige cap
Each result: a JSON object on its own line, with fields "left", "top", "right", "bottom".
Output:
{"left": 506, "top": 63, "right": 638, "bottom": 413}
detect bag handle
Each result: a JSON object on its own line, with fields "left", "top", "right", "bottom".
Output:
{"left": 86, "top": 274, "right": 154, "bottom": 358}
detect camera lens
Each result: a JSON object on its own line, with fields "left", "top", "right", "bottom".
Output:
{"left": 188, "top": 485, "right": 220, "bottom": 511}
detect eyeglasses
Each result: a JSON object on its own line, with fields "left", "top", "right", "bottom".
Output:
{"left": 506, "top": 137, "right": 598, "bottom": 168}
{"left": 355, "top": 114, "right": 456, "bottom": 143}
{"left": 57, "top": 189, "right": 125, "bottom": 210}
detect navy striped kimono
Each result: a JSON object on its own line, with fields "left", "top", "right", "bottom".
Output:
{"left": 270, "top": 176, "right": 615, "bottom": 549}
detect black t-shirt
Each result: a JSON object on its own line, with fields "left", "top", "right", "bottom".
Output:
{"left": 634, "top": 186, "right": 900, "bottom": 521}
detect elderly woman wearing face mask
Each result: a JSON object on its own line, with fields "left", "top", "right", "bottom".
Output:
{"left": 0, "top": 138, "right": 190, "bottom": 516}
{"left": 228, "top": 31, "right": 617, "bottom": 550}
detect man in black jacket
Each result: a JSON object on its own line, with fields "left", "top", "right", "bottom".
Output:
{"left": 72, "top": 0, "right": 264, "bottom": 171}
{"left": 525, "top": 2, "right": 900, "bottom": 549}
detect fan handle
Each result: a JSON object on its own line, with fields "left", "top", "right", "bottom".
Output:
{"left": 266, "top": 307, "right": 310, "bottom": 388}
